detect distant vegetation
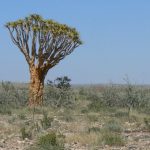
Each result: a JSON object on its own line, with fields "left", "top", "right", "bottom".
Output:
{"left": 0, "top": 76, "right": 150, "bottom": 115}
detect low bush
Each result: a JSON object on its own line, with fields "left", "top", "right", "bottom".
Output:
{"left": 144, "top": 117, "right": 150, "bottom": 131}
{"left": 81, "top": 108, "right": 89, "bottom": 114}
{"left": 114, "top": 111, "right": 129, "bottom": 118}
{"left": 102, "top": 132, "right": 125, "bottom": 146}
{"left": 29, "top": 132, "right": 64, "bottom": 150}
{"left": 38, "top": 132, "right": 57, "bottom": 146}
{"left": 0, "top": 81, "right": 28, "bottom": 108}
{"left": 18, "top": 113, "right": 26, "bottom": 120}
{"left": 101, "top": 119, "right": 125, "bottom": 146}
{"left": 88, "top": 127, "right": 101, "bottom": 133}
{"left": 20, "top": 127, "right": 32, "bottom": 140}
{"left": 45, "top": 77, "right": 76, "bottom": 108}
{"left": 88, "top": 100, "right": 103, "bottom": 112}
{"left": 0, "top": 106, "right": 12, "bottom": 115}
{"left": 40, "top": 111, "right": 53, "bottom": 130}
{"left": 87, "top": 114, "right": 99, "bottom": 122}
{"left": 105, "top": 120, "right": 123, "bottom": 133}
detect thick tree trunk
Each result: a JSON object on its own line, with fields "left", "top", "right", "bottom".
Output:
{"left": 29, "top": 66, "right": 45, "bottom": 106}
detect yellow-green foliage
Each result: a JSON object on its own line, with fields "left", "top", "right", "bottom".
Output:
{"left": 6, "top": 14, "right": 82, "bottom": 44}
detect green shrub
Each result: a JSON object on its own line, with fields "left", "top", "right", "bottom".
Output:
{"left": 105, "top": 120, "right": 122, "bottom": 133}
{"left": 81, "top": 108, "right": 88, "bottom": 114}
{"left": 101, "top": 119, "right": 125, "bottom": 146}
{"left": 114, "top": 111, "right": 129, "bottom": 118}
{"left": 45, "top": 77, "right": 76, "bottom": 108}
{"left": 102, "top": 132, "right": 125, "bottom": 146}
{"left": 59, "top": 109, "right": 74, "bottom": 122}
{"left": 18, "top": 113, "right": 26, "bottom": 120}
{"left": 36, "top": 132, "right": 64, "bottom": 150}
{"left": 38, "top": 132, "right": 57, "bottom": 146}
{"left": 87, "top": 114, "right": 98, "bottom": 122}
{"left": 40, "top": 111, "right": 53, "bottom": 130}
{"left": 20, "top": 127, "right": 32, "bottom": 140}
{"left": 88, "top": 101, "right": 103, "bottom": 112}
{"left": 0, "top": 81, "right": 28, "bottom": 108}
{"left": 87, "top": 93, "right": 103, "bottom": 112}
{"left": 0, "top": 106, "right": 12, "bottom": 115}
{"left": 129, "top": 115, "right": 139, "bottom": 123}
{"left": 144, "top": 118, "right": 150, "bottom": 131}
{"left": 8, "top": 116, "right": 16, "bottom": 124}
{"left": 88, "top": 127, "right": 101, "bottom": 133}
{"left": 102, "top": 85, "right": 120, "bottom": 107}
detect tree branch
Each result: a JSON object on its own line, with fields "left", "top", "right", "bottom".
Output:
{"left": 7, "top": 26, "right": 30, "bottom": 64}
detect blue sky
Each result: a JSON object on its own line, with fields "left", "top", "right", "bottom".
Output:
{"left": 0, "top": 0, "right": 150, "bottom": 84}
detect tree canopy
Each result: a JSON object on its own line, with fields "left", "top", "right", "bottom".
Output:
{"left": 5, "top": 14, "right": 82, "bottom": 72}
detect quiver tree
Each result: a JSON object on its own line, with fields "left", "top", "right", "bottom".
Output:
{"left": 6, "top": 14, "right": 82, "bottom": 106}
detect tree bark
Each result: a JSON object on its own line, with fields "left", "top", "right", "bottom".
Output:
{"left": 29, "top": 66, "right": 45, "bottom": 106}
